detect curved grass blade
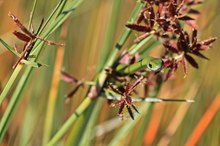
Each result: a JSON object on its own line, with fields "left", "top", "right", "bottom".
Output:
{"left": 46, "top": 2, "right": 145, "bottom": 145}
{"left": 0, "top": 39, "right": 20, "bottom": 57}
{"left": 108, "top": 104, "right": 150, "bottom": 146}
{"left": 66, "top": 1, "right": 122, "bottom": 146}
{"left": 0, "top": 0, "right": 82, "bottom": 141}
{"left": 28, "top": 0, "right": 38, "bottom": 29}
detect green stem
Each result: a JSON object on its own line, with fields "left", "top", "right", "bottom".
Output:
{"left": 128, "top": 35, "right": 153, "bottom": 55}
{"left": 46, "top": 98, "right": 93, "bottom": 146}
{"left": 97, "top": 1, "right": 144, "bottom": 87}
{"left": 28, "top": 0, "right": 38, "bottom": 29}
{"left": 0, "top": 0, "right": 85, "bottom": 141}
{"left": 66, "top": 1, "right": 122, "bottom": 145}
{"left": 0, "top": 65, "right": 32, "bottom": 140}
{"left": 0, "top": 65, "right": 22, "bottom": 106}
{"left": 46, "top": 1, "right": 145, "bottom": 145}
{"left": 97, "top": 0, "right": 122, "bottom": 70}
{"left": 133, "top": 83, "right": 162, "bottom": 146}
{"left": 0, "top": 0, "right": 66, "bottom": 108}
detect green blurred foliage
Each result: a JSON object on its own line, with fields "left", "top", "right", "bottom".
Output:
{"left": 0, "top": 0, "right": 219, "bottom": 146}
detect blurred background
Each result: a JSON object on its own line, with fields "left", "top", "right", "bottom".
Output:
{"left": 0, "top": 0, "right": 220, "bottom": 146}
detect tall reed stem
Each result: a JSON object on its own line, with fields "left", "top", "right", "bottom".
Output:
{"left": 46, "top": 1, "right": 145, "bottom": 145}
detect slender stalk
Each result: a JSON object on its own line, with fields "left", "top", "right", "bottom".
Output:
{"left": 28, "top": 0, "right": 38, "bottom": 29}
{"left": 0, "top": 65, "right": 22, "bottom": 106}
{"left": 46, "top": 98, "right": 93, "bottom": 146}
{"left": 133, "top": 82, "right": 162, "bottom": 146}
{"left": 0, "top": 39, "right": 20, "bottom": 57}
{"left": 66, "top": 1, "right": 122, "bottom": 145}
{"left": 0, "top": 0, "right": 66, "bottom": 109}
{"left": 97, "top": 1, "right": 144, "bottom": 88}
{"left": 46, "top": 2, "right": 145, "bottom": 145}
{"left": 97, "top": 0, "right": 122, "bottom": 70}
{"left": 42, "top": 46, "right": 65, "bottom": 145}
{"left": 0, "top": 0, "right": 85, "bottom": 141}
{"left": 0, "top": 65, "right": 33, "bottom": 140}
{"left": 105, "top": 90, "right": 194, "bottom": 103}
{"left": 128, "top": 35, "right": 153, "bottom": 55}
{"left": 108, "top": 104, "right": 150, "bottom": 146}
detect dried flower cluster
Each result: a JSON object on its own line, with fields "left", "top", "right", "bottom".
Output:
{"left": 62, "top": 0, "right": 216, "bottom": 119}
{"left": 8, "top": 12, "right": 63, "bottom": 69}
{"left": 107, "top": 0, "right": 216, "bottom": 119}
{"left": 126, "top": 0, "right": 216, "bottom": 79}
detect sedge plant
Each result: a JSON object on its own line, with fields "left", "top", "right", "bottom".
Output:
{"left": 0, "top": 0, "right": 217, "bottom": 146}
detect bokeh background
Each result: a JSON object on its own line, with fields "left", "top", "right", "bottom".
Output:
{"left": 0, "top": 0, "right": 220, "bottom": 146}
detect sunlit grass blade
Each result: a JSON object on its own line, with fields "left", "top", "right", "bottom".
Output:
{"left": 21, "top": 59, "right": 47, "bottom": 68}
{"left": 127, "top": 35, "right": 153, "bottom": 55}
{"left": 105, "top": 90, "right": 194, "bottom": 103}
{"left": 139, "top": 39, "right": 160, "bottom": 58}
{"left": 46, "top": 2, "right": 145, "bottom": 145}
{"left": 0, "top": 0, "right": 85, "bottom": 141}
{"left": 66, "top": 1, "right": 122, "bottom": 145}
{"left": 157, "top": 84, "right": 199, "bottom": 146}
{"left": 42, "top": 46, "right": 65, "bottom": 145}
{"left": 97, "top": 0, "right": 122, "bottom": 70}
{"left": 185, "top": 92, "right": 220, "bottom": 146}
{"left": 0, "top": 39, "right": 20, "bottom": 57}
{"left": 95, "top": 117, "right": 123, "bottom": 138}
{"left": 76, "top": 99, "right": 104, "bottom": 146}
{"left": 47, "top": 97, "right": 93, "bottom": 146}
{"left": 65, "top": 105, "right": 94, "bottom": 146}
{"left": 28, "top": 0, "right": 38, "bottom": 29}
{"left": 108, "top": 104, "right": 150, "bottom": 146}
{"left": 42, "top": 19, "right": 68, "bottom": 145}
{"left": 0, "top": 65, "right": 32, "bottom": 141}
{"left": 133, "top": 98, "right": 194, "bottom": 103}
{"left": 0, "top": 0, "right": 67, "bottom": 107}
{"left": 132, "top": 83, "right": 162, "bottom": 146}
{"left": 0, "top": 65, "right": 22, "bottom": 107}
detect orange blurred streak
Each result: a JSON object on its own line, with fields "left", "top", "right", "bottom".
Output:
{"left": 0, "top": 98, "right": 8, "bottom": 115}
{"left": 143, "top": 104, "right": 164, "bottom": 146}
{"left": 185, "top": 92, "right": 220, "bottom": 146}
{"left": 43, "top": 21, "right": 69, "bottom": 144}
{"left": 157, "top": 83, "right": 198, "bottom": 146}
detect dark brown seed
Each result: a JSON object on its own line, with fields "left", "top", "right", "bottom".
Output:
{"left": 178, "top": 15, "right": 195, "bottom": 21}
{"left": 118, "top": 102, "right": 125, "bottom": 115}
{"left": 107, "top": 82, "right": 123, "bottom": 95}
{"left": 128, "top": 76, "right": 144, "bottom": 94}
{"left": 188, "top": 9, "right": 200, "bottom": 14}
{"left": 149, "top": 6, "right": 155, "bottom": 27}
{"left": 184, "top": 31, "right": 190, "bottom": 45}
{"left": 184, "top": 54, "right": 199, "bottom": 68}
{"left": 163, "top": 42, "right": 179, "bottom": 53}
{"left": 192, "top": 29, "right": 197, "bottom": 45}
{"left": 137, "top": 8, "right": 147, "bottom": 24}
{"left": 126, "top": 105, "right": 134, "bottom": 120}
{"left": 168, "top": 3, "right": 176, "bottom": 17}
{"left": 61, "top": 71, "right": 78, "bottom": 83}
{"left": 192, "top": 51, "right": 209, "bottom": 60}
{"left": 126, "top": 24, "right": 151, "bottom": 32}
{"left": 8, "top": 12, "right": 35, "bottom": 38}
{"left": 65, "top": 83, "right": 83, "bottom": 98}
{"left": 13, "top": 31, "right": 31, "bottom": 42}
{"left": 200, "top": 37, "right": 217, "bottom": 46}
{"left": 132, "top": 104, "right": 139, "bottom": 113}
